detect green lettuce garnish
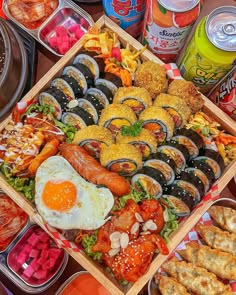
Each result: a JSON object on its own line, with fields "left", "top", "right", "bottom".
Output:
{"left": 81, "top": 232, "right": 102, "bottom": 262}
{"left": 121, "top": 120, "right": 143, "bottom": 137}
{"left": 160, "top": 204, "right": 178, "bottom": 243}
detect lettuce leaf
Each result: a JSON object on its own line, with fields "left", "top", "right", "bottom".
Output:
{"left": 81, "top": 232, "right": 102, "bottom": 262}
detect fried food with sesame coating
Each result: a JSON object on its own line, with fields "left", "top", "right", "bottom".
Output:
{"left": 167, "top": 80, "right": 204, "bottom": 113}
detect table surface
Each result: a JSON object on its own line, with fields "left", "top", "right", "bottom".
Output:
{"left": 1, "top": 0, "right": 236, "bottom": 294}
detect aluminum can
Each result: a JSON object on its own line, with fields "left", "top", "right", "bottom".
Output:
{"left": 208, "top": 66, "right": 236, "bottom": 121}
{"left": 141, "top": 0, "right": 202, "bottom": 63}
{"left": 178, "top": 6, "right": 236, "bottom": 94}
{"left": 102, "top": 0, "right": 146, "bottom": 38}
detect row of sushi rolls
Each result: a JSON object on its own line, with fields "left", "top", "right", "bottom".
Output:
{"left": 0, "top": 27, "right": 236, "bottom": 284}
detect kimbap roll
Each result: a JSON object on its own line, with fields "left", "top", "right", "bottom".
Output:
{"left": 38, "top": 87, "right": 68, "bottom": 120}
{"left": 172, "top": 128, "right": 204, "bottom": 159}
{"left": 99, "top": 104, "right": 137, "bottom": 136}
{"left": 73, "top": 53, "right": 100, "bottom": 80}
{"left": 62, "top": 66, "right": 88, "bottom": 94}
{"left": 77, "top": 98, "right": 100, "bottom": 124}
{"left": 116, "top": 128, "right": 157, "bottom": 159}
{"left": 157, "top": 141, "right": 190, "bottom": 174}
{"left": 51, "top": 75, "right": 83, "bottom": 100}
{"left": 103, "top": 73, "right": 123, "bottom": 88}
{"left": 61, "top": 106, "right": 94, "bottom": 130}
{"left": 100, "top": 143, "right": 142, "bottom": 176}
{"left": 73, "top": 63, "right": 95, "bottom": 88}
{"left": 95, "top": 78, "right": 118, "bottom": 97}
{"left": 95, "top": 83, "right": 113, "bottom": 104}
{"left": 172, "top": 179, "right": 201, "bottom": 202}
{"left": 185, "top": 167, "right": 211, "bottom": 194}
{"left": 113, "top": 86, "right": 152, "bottom": 115}
{"left": 153, "top": 93, "right": 191, "bottom": 128}
{"left": 131, "top": 166, "right": 165, "bottom": 198}
{"left": 188, "top": 159, "right": 215, "bottom": 187}
{"left": 144, "top": 152, "right": 176, "bottom": 185}
{"left": 139, "top": 106, "right": 175, "bottom": 143}
{"left": 72, "top": 125, "right": 113, "bottom": 158}
{"left": 194, "top": 149, "right": 224, "bottom": 180}
{"left": 86, "top": 88, "right": 110, "bottom": 107}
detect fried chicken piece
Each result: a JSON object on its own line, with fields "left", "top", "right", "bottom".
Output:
{"left": 155, "top": 275, "right": 191, "bottom": 295}
{"left": 167, "top": 79, "right": 204, "bottom": 113}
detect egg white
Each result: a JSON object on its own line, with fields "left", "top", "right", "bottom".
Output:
{"left": 35, "top": 156, "right": 114, "bottom": 230}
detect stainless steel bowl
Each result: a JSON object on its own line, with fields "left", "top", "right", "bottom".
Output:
{"left": 0, "top": 19, "right": 28, "bottom": 121}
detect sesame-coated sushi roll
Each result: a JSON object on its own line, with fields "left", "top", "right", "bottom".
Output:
{"left": 95, "top": 83, "right": 113, "bottom": 104}
{"left": 139, "top": 106, "right": 175, "bottom": 143}
{"left": 73, "top": 63, "right": 95, "bottom": 88}
{"left": 100, "top": 143, "right": 142, "bottom": 176}
{"left": 185, "top": 167, "right": 211, "bottom": 194}
{"left": 113, "top": 86, "right": 152, "bottom": 115}
{"left": 72, "top": 125, "right": 113, "bottom": 158}
{"left": 62, "top": 66, "right": 87, "bottom": 95}
{"left": 131, "top": 166, "right": 166, "bottom": 198}
{"left": 157, "top": 141, "right": 190, "bottom": 174}
{"left": 86, "top": 88, "right": 110, "bottom": 107}
{"left": 172, "top": 179, "right": 201, "bottom": 203}
{"left": 95, "top": 78, "right": 118, "bottom": 97}
{"left": 116, "top": 128, "right": 157, "bottom": 159}
{"left": 144, "top": 152, "right": 176, "bottom": 185}
{"left": 99, "top": 104, "right": 137, "bottom": 136}
{"left": 103, "top": 73, "right": 123, "bottom": 88}
{"left": 153, "top": 93, "right": 191, "bottom": 128}
{"left": 73, "top": 53, "right": 100, "bottom": 80}
{"left": 51, "top": 75, "right": 83, "bottom": 100}
{"left": 38, "top": 87, "right": 68, "bottom": 120}
{"left": 172, "top": 128, "right": 204, "bottom": 159}
{"left": 61, "top": 106, "right": 94, "bottom": 130}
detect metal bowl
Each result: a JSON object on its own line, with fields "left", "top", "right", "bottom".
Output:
{"left": 0, "top": 19, "right": 28, "bottom": 121}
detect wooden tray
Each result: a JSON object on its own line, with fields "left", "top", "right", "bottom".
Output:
{"left": 0, "top": 15, "right": 236, "bottom": 295}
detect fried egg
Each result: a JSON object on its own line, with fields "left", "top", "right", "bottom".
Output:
{"left": 35, "top": 156, "right": 114, "bottom": 230}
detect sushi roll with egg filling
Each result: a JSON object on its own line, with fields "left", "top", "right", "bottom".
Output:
{"left": 38, "top": 87, "right": 68, "bottom": 120}
{"left": 139, "top": 106, "right": 175, "bottom": 143}
{"left": 72, "top": 125, "right": 113, "bottom": 158}
{"left": 84, "top": 93, "right": 104, "bottom": 118}
{"left": 87, "top": 88, "right": 109, "bottom": 107}
{"left": 185, "top": 167, "right": 211, "bottom": 194}
{"left": 116, "top": 128, "right": 157, "bottom": 159}
{"left": 194, "top": 149, "right": 224, "bottom": 180}
{"left": 51, "top": 75, "right": 83, "bottom": 100}
{"left": 99, "top": 104, "right": 137, "bottom": 136}
{"left": 172, "top": 128, "right": 204, "bottom": 159}
{"left": 157, "top": 142, "right": 190, "bottom": 174}
{"left": 73, "top": 53, "right": 100, "bottom": 80}
{"left": 176, "top": 170, "right": 205, "bottom": 199}
{"left": 131, "top": 166, "right": 166, "bottom": 198}
{"left": 161, "top": 185, "right": 196, "bottom": 216}
{"left": 189, "top": 159, "right": 215, "bottom": 185}
{"left": 95, "top": 84, "right": 113, "bottom": 104}
{"left": 73, "top": 63, "right": 95, "bottom": 88}
{"left": 61, "top": 106, "right": 94, "bottom": 130}
{"left": 113, "top": 86, "right": 152, "bottom": 115}
{"left": 144, "top": 152, "right": 176, "bottom": 185}
{"left": 62, "top": 66, "right": 87, "bottom": 95}
{"left": 76, "top": 98, "right": 100, "bottom": 124}
{"left": 103, "top": 73, "right": 123, "bottom": 88}
{"left": 100, "top": 143, "right": 142, "bottom": 176}
{"left": 95, "top": 78, "right": 118, "bottom": 97}
{"left": 172, "top": 179, "right": 201, "bottom": 202}
{"left": 153, "top": 93, "right": 191, "bottom": 129}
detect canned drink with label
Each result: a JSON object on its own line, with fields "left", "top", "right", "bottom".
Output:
{"left": 141, "top": 0, "right": 202, "bottom": 63}
{"left": 208, "top": 66, "right": 236, "bottom": 121}
{"left": 102, "top": 0, "right": 146, "bottom": 38}
{"left": 178, "top": 6, "right": 236, "bottom": 94}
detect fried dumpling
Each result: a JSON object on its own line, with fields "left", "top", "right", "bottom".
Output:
{"left": 155, "top": 274, "right": 191, "bottom": 295}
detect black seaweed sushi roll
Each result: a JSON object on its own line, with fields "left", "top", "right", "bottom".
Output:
{"left": 95, "top": 84, "right": 113, "bottom": 104}
{"left": 84, "top": 93, "right": 105, "bottom": 118}
{"left": 185, "top": 167, "right": 211, "bottom": 194}
{"left": 157, "top": 141, "right": 190, "bottom": 174}
{"left": 176, "top": 170, "right": 205, "bottom": 199}
{"left": 144, "top": 152, "right": 176, "bottom": 185}
{"left": 194, "top": 149, "right": 224, "bottom": 180}
{"left": 172, "top": 128, "right": 204, "bottom": 159}
{"left": 103, "top": 73, "right": 123, "bottom": 88}
{"left": 188, "top": 158, "right": 215, "bottom": 186}
{"left": 61, "top": 106, "right": 94, "bottom": 130}
{"left": 38, "top": 87, "right": 68, "bottom": 120}
{"left": 51, "top": 75, "right": 83, "bottom": 100}
{"left": 62, "top": 66, "right": 88, "bottom": 95}
{"left": 73, "top": 53, "right": 100, "bottom": 80}
{"left": 73, "top": 63, "right": 95, "bottom": 88}
{"left": 131, "top": 166, "right": 166, "bottom": 198}
{"left": 95, "top": 78, "right": 118, "bottom": 97}
{"left": 172, "top": 179, "right": 201, "bottom": 202}
{"left": 87, "top": 88, "right": 110, "bottom": 107}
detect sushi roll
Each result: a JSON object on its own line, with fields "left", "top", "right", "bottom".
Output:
{"left": 61, "top": 106, "right": 94, "bottom": 130}
{"left": 103, "top": 73, "right": 123, "bottom": 88}
{"left": 116, "top": 128, "right": 157, "bottom": 159}
{"left": 72, "top": 125, "right": 113, "bottom": 158}
{"left": 86, "top": 88, "right": 110, "bottom": 107}
{"left": 95, "top": 83, "right": 113, "bottom": 104}
{"left": 100, "top": 143, "right": 142, "bottom": 176}
{"left": 76, "top": 98, "right": 100, "bottom": 124}
{"left": 99, "top": 104, "right": 137, "bottom": 136}
{"left": 172, "top": 128, "right": 204, "bottom": 159}
{"left": 62, "top": 66, "right": 88, "bottom": 95}
{"left": 95, "top": 78, "right": 118, "bottom": 97}
{"left": 193, "top": 149, "right": 224, "bottom": 180}
{"left": 144, "top": 152, "right": 176, "bottom": 185}
{"left": 157, "top": 141, "right": 190, "bottom": 174}
{"left": 161, "top": 185, "right": 197, "bottom": 216}
{"left": 153, "top": 93, "right": 191, "bottom": 128}
{"left": 176, "top": 170, "right": 205, "bottom": 199}
{"left": 73, "top": 53, "right": 100, "bottom": 80}
{"left": 185, "top": 167, "right": 211, "bottom": 194}
{"left": 73, "top": 63, "right": 95, "bottom": 88}
{"left": 131, "top": 166, "right": 166, "bottom": 198}
{"left": 172, "top": 179, "right": 201, "bottom": 202}
{"left": 38, "top": 87, "right": 68, "bottom": 120}
{"left": 113, "top": 86, "right": 152, "bottom": 115}
{"left": 139, "top": 106, "right": 175, "bottom": 143}
{"left": 51, "top": 75, "right": 83, "bottom": 100}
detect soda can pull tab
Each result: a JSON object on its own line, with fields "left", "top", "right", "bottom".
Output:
{"left": 222, "top": 23, "right": 236, "bottom": 36}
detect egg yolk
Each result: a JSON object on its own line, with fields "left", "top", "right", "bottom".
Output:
{"left": 42, "top": 180, "right": 77, "bottom": 212}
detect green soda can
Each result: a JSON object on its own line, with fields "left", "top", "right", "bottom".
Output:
{"left": 178, "top": 6, "right": 236, "bottom": 94}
